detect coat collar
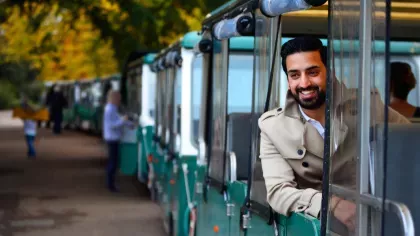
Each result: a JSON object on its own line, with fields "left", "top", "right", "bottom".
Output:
{"left": 282, "top": 80, "right": 351, "bottom": 158}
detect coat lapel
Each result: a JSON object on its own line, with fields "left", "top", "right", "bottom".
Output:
{"left": 302, "top": 122, "right": 325, "bottom": 158}
{"left": 282, "top": 81, "right": 353, "bottom": 159}
{"left": 284, "top": 91, "right": 325, "bottom": 158}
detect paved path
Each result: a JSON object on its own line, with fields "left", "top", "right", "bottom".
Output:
{"left": 0, "top": 111, "right": 165, "bottom": 236}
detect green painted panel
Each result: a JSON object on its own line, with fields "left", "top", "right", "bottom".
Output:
{"left": 75, "top": 104, "right": 95, "bottom": 121}
{"left": 246, "top": 213, "right": 277, "bottom": 235}
{"left": 196, "top": 187, "right": 229, "bottom": 236}
{"left": 92, "top": 107, "right": 102, "bottom": 133}
{"left": 119, "top": 143, "right": 137, "bottom": 175}
{"left": 194, "top": 165, "right": 206, "bottom": 207}
{"left": 137, "top": 125, "right": 154, "bottom": 182}
{"left": 184, "top": 35, "right": 420, "bottom": 53}
{"left": 181, "top": 31, "right": 202, "bottom": 49}
{"left": 282, "top": 37, "right": 420, "bottom": 54}
{"left": 143, "top": 53, "right": 156, "bottom": 64}
{"left": 96, "top": 107, "right": 105, "bottom": 133}
{"left": 154, "top": 143, "right": 166, "bottom": 179}
{"left": 63, "top": 108, "right": 74, "bottom": 123}
{"left": 225, "top": 179, "right": 320, "bottom": 235}
{"left": 280, "top": 213, "right": 320, "bottom": 236}
{"left": 230, "top": 37, "right": 254, "bottom": 51}
{"left": 228, "top": 181, "right": 247, "bottom": 235}
{"left": 161, "top": 159, "right": 174, "bottom": 229}
{"left": 174, "top": 155, "right": 197, "bottom": 236}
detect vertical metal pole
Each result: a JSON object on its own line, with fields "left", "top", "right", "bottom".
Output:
{"left": 268, "top": 17, "right": 281, "bottom": 109}
{"left": 357, "top": 0, "right": 373, "bottom": 234}
{"left": 381, "top": 0, "right": 392, "bottom": 233}
{"left": 155, "top": 71, "right": 160, "bottom": 136}
{"left": 219, "top": 39, "right": 229, "bottom": 189}
{"left": 198, "top": 32, "right": 213, "bottom": 166}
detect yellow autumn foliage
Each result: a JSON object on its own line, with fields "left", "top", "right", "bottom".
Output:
{"left": 0, "top": 2, "right": 118, "bottom": 82}
{"left": 0, "top": 0, "right": 220, "bottom": 83}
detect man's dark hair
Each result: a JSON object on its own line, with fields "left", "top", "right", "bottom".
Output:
{"left": 390, "top": 62, "right": 416, "bottom": 100}
{"left": 280, "top": 36, "right": 327, "bottom": 74}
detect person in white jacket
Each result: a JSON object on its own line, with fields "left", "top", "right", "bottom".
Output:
{"left": 21, "top": 95, "right": 37, "bottom": 159}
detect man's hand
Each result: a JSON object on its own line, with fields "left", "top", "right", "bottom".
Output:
{"left": 332, "top": 196, "right": 356, "bottom": 232}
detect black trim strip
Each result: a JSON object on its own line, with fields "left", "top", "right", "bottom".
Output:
{"left": 202, "top": 37, "right": 214, "bottom": 203}
{"left": 246, "top": 16, "right": 282, "bottom": 232}
{"left": 381, "top": 0, "right": 392, "bottom": 234}
{"left": 320, "top": 0, "right": 332, "bottom": 235}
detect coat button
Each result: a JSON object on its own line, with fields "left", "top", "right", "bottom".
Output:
{"left": 297, "top": 149, "right": 304, "bottom": 155}
{"left": 302, "top": 162, "right": 309, "bottom": 168}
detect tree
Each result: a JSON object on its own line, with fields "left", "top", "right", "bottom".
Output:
{"left": 0, "top": 0, "right": 225, "bottom": 70}
{"left": 0, "top": 3, "right": 118, "bottom": 81}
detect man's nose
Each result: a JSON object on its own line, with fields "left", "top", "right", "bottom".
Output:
{"left": 299, "top": 75, "right": 311, "bottom": 88}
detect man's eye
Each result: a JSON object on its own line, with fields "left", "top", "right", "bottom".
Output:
{"left": 289, "top": 73, "right": 298, "bottom": 79}
{"left": 309, "top": 71, "right": 319, "bottom": 76}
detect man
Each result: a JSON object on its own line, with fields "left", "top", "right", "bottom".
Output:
{"left": 50, "top": 85, "right": 68, "bottom": 134}
{"left": 103, "top": 90, "right": 131, "bottom": 192}
{"left": 258, "top": 36, "right": 409, "bottom": 231}
{"left": 389, "top": 62, "right": 420, "bottom": 118}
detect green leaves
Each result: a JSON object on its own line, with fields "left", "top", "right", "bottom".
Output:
{"left": 0, "top": 0, "right": 228, "bottom": 77}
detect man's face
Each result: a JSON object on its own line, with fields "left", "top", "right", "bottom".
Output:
{"left": 286, "top": 50, "right": 327, "bottom": 110}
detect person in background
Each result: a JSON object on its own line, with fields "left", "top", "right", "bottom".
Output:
{"left": 21, "top": 95, "right": 37, "bottom": 159}
{"left": 103, "top": 90, "right": 132, "bottom": 192}
{"left": 390, "top": 61, "right": 420, "bottom": 118}
{"left": 37, "top": 89, "right": 47, "bottom": 128}
{"left": 45, "top": 85, "right": 55, "bottom": 129}
{"left": 50, "top": 85, "right": 68, "bottom": 134}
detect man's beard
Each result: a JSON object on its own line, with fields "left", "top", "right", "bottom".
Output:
{"left": 291, "top": 85, "right": 326, "bottom": 110}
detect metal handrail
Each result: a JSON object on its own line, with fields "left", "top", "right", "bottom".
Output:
{"left": 331, "top": 184, "right": 414, "bottom": 236}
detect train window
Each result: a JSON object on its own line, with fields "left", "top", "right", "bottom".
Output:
{"left": 137, "top": 68, "right": 143, "bottom": 115}
{"left": 92, "top": 82, "right": 102, "bottom": 108}
{"left": 250, "top": 15, "right": 277, "bottom": 216}
{"left": 147, "top": 68, "right": 156, "bottom": 119}
{"left": 158, "top": 71, "right": 167, "bottom": 139}
{"left": 226, "top": 52, "right": 253, "bottom": 181}
{"left": 162, "top": 68, "right": 175, "bottom": 144}
{"left": 154, "top": 72, "right": 162, "bottom": 136}
{"left": 80, "top": 83, "right": 91, "bottom": 105}
{"left": 208, "top": 40, "right": 228, "bottom": 183}
{"left": 173, "top": 68, "right": 182, "bottom": 135}
{"left": 332, "top": 52, "right": 420, "bottom": 109}
{"left": 322, "top": 1, "right": 411, "bottom": 232}
{"left": 393, "top": 57, "right": 420, "bottom": 107}
{"left": 191, "top": 55, "right": 203, "bottom": 146}
{"left": 227, "top": 53, "right": 253, "bottom": 113}
{"left": 126, "top": 70, "right": 140, "bottom": 114}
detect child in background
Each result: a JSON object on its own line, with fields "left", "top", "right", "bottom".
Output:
{"left": 21, "top": 95, "right": 37, "bottom": 159}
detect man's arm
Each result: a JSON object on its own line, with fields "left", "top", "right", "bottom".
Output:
{"left": 259, "top": 121, "right": 322, "bottom": 218}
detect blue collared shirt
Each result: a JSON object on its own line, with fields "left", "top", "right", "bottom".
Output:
{"left": 103, "top": 103, "right": 125, "bottom": 141}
